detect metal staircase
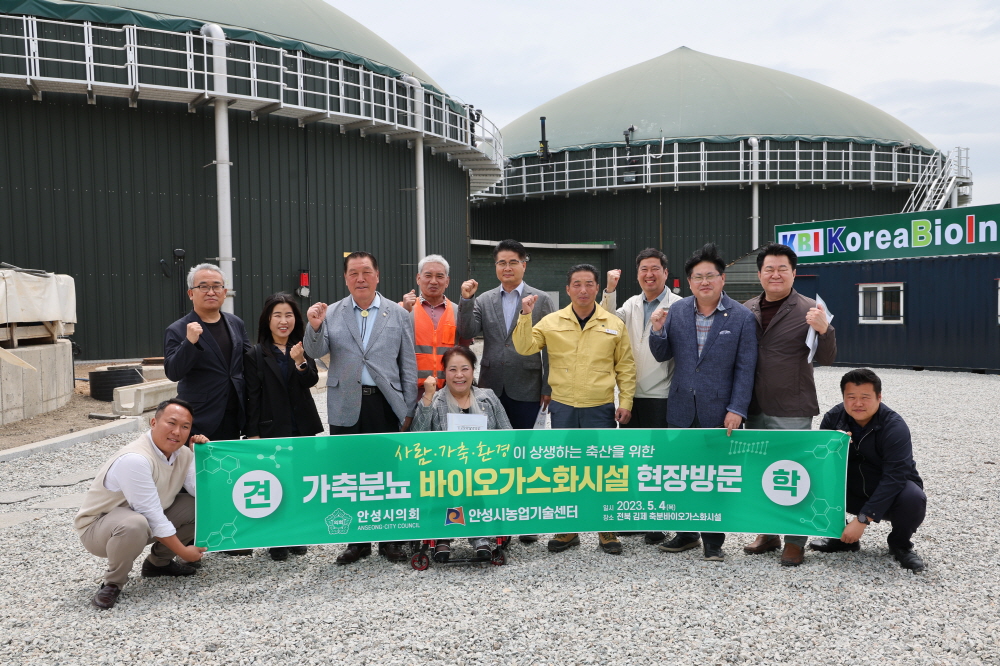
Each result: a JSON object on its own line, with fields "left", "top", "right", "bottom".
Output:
{"left": 902, "top": 147, "right": 973, "bottom": 212}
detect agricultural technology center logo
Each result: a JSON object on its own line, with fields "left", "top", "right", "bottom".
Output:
{"left": 775, "top": 204, "right": 1000, "bottom": 264}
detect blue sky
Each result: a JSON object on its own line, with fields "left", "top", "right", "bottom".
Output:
{"left": 330, "top": 0, "right": 1000, "bottom": 205}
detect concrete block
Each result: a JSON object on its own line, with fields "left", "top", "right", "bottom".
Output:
{"left": 2, "top": 407, "right": 24, "bottom": 426}
{"left": 113, "top": 379, "right": 178, "bottom": 416}
{"left": 0, "top": 491, "right": 43, "bottom": 504}
{"left": 0, "top": 512, "right": 41, "bottom": 529}
{"left": 1, "top": 357, "right": 23, "bottom": 416}
{"left": 141, "top": 365, "right": 166, "bottom": 381}
{"left": 28, "top": 492, "right": 88, "bottom": 509}
{"left": 40, "top": 469, "right": 98, "bottom": 487}
{"left": 20, "top": 349, "right": 43, "bottom": 419}
{"left": 41, "top": 351, "right": 58, "bottom": 402}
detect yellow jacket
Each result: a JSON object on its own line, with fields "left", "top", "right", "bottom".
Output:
{"left": 513, "top": 303, "right": 635, "bottom": 410}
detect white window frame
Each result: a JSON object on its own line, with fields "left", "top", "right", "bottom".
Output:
{"left": 858, "top": 282, "right": 904, "bottom": 325}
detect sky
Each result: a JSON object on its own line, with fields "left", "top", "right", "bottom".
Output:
{"left": 328, "top": 0, "right": 1000, "bottom": 206}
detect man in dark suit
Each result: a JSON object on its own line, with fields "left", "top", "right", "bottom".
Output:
{"left": 649, "top": 243, "right": 758, "bottom": 562}
{"left": 458, "top": 239, "right": 555, "bottom": 429}
{"left": 164, "top": 263, "right": 251, "bottom": 442}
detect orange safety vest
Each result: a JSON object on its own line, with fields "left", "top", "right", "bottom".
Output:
{"left": 413, "top": 299, "right": 457, "bottom": 391}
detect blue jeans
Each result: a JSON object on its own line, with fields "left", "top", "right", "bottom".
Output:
{"left": 548, "top": 401, "right": 615, "bottom": 429}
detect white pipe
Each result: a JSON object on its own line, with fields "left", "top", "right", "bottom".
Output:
{"left": 749, "top": 137, "right": 760, "bottom": 251}
{"left": 402, "top": 74, "right": 425, "bottom": 261}
{"left": 415, "top": 134, "right": 425, "bottom": 260}
{"left": 201, "top": 23, "right": 234, "bottom": 313}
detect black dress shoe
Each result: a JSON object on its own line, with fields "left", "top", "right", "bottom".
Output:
{"left": 378, "top": 542, "right": 408, "bottom": 562}
{"left": 518, "top": 535, "right": 540, "bottom": 544}
{"left": 889, "top": 545, "right": 926, "bottom": 572}
{"left": 288, "top": 546, "right": 308, "bottom": 555}
{"left": 808, "top": 538, "right": 861, "bottom": 553}
{"left": 269, "top": 547, "right": 289, "bottom": 561}
{"left": 176, "top": 556, "right": 202, "bottom": 569}
{"left": 644, "top": 531, "right": 667, "bottom": 545}
{"left": 141, "top": 559, "right": 197, "bottom": 577}
{"left": 224, "top": 549, "right": 253, "bottom": 557}
{"left": 336, "top": 543, "right": 372, "bottom": 565}
{"left": 91, "top": 583, "right": 122, "bottom": 609}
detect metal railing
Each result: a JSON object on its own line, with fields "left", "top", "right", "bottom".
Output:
{"left": 0, "top": 15, "right": 503, "bottom": 191}
{"left": 902, "top": 147, "right": 973, "bottom": 212}
{"left": 478, "top": 139, "right": 939, "bottom": 199}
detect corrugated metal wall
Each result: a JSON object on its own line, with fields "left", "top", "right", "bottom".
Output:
{"left": 471, "top": 185, "right": 908, "bottom": 303}
{"left": 809, "top": 255, "right": 1000, "bottom": 371}
{"left": 1, "top": 89, "right": 470, "bottom": 359}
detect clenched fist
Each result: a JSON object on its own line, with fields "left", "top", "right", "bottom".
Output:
{"left": 307, "top": 302, "right": 328, "bottom": 331}
{"left": 421, "top": 374, "right": 438, "bottom": 406}
{"left": 520, "top": 294, "right": 538, "bottom": 314}
{"left": 461, "top": 279, "right": 479, "bottom": 299}
{"left": 650, "top": 308, "right": 668, "bottom": 332}
{"left": 400, "top": 289, "right": 417, "bottom": 312}
{"left": 186, "top": 322, "right": 203, "bottom": 344}
{"left": 606, "top": 269, "right": 621, "bottom": 293}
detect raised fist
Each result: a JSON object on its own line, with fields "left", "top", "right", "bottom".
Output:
{"left": 421, "top": 374, "right": 438, "bottom": 406}
{"left": 186, "top": 322, "right": 203, "bottom": 345}
{"left": 307, "top": 302, "right": 328, "bottom": 331}
{"left": 461, "top": 279, "right": 479, "bottom": 299}
{"left": 650, "top": 308, "right": 668, "bottom": 332}
{"left": 521, "top": 294, "right": 538, "bottom": 314}
{"left": 606, "top": 269, "right": 621, "bottom": 293}
{"left": 400, "top": 289, "right": 417, "bottom": 312}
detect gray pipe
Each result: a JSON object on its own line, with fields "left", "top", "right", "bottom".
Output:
{"left": 749, "top": 137, "right": 760, "bottom": 251}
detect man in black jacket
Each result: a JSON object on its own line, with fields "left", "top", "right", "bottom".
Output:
{"left": 164, "top": 263, "right": 251, "bottom": 442}
{"left": 810, "top": 369, "right": 926, "bottom": 572}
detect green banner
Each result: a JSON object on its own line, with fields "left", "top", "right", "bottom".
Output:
{"left": 194, "top": 429, "right": 849, "bottom": 550}
{"left": 775, "top": 203, "right": 1000, "bottom": 264}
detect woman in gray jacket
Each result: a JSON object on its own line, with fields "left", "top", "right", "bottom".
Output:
{"left": 411, "top": 346, "right": 511, "bottom": 561}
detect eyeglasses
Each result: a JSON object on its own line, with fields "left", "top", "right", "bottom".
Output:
{"left": 495, "top": 260, "right": 523, "bottom": 268}
{"left": 193, "top": 284, "right": 226, "bottom": 293}
{"left": 689, "top": 273, "right": 721, "bottom": 283}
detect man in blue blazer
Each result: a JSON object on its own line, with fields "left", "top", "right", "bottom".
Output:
{"left": 164, "top": 263, "right": 251, "bottom": 442}
{"left": 649, "top": 243, "right": 757, "bottom": 562}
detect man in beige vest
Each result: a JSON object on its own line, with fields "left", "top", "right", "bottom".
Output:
{"left": 75, "top": 399, "right": 208, "bottom": 609}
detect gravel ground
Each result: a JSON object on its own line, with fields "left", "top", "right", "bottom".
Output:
{"left": 1, "top": 367, "right": 998, "bottom": 665}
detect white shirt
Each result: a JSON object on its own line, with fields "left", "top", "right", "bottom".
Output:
{"left": 104, "top": 433, "right": 196, "bottom": 538}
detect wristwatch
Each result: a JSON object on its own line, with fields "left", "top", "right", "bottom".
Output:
{"left": 857, "top": 513, "right": 871, "bottom": 525}
{"left": 296, "top": 361, "right": 308, "bottom": 370}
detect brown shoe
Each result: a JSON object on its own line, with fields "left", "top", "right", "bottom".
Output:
{"left": 378, "top": 542, "right": 408, "bottom": 563}
{"left": 335, "top": 543, "right": 372, "bottom": 565}
{"left": 780, "top": 543, "right": 805, "bottom": 567}
{"left": 91, "top": 583, "right": 122, "bottom": 609}
{"left": 743, "top": 534, "right": 781, "bottom": 554}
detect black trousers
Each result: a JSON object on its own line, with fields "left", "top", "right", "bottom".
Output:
{"left": 206, "top": 407, "right": 242, "bottom": 442}
{"left": 620, "top": 397, "right": 668, "bottom": 429}
{"left": 498, "top": 390, "right": 542, "bottom": 430}
{"left": 847, "top": 480, "right": 926, "bottom": 550}
{"left": 330, "top": 388, "right": 400, "bottom": 549}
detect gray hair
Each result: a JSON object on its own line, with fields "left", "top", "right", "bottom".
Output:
{"left": 417, "top": 254, "right": 450, "bottom": 275}
{"left": 187, "top": 263, "right": 225, "bottom": 289}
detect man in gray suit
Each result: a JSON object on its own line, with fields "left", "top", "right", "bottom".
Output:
{"left": 458, "top": 239, "right": 555, "bottom": 430}
{"left": 304, "top": 251, "right": 418, "bottom": 565}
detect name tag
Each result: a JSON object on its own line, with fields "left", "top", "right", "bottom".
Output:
{"left": 603, "top": 328, "right": 619, "bottom": 335}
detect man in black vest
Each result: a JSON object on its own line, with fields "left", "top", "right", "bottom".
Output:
{"left": 811, "top": 369, "right": 927, "bottom": 572}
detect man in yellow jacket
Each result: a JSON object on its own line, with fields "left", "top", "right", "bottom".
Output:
{"left": 513, "top": 263, "right": 636, "bottom": 554}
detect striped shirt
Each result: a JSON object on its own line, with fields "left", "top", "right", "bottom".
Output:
{"left": 694, "top": 298, "right": 726, "bottom": 357}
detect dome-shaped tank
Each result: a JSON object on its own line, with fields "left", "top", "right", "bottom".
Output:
{"left": 502, "top": 46, "right": 934, "bottom": 156}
